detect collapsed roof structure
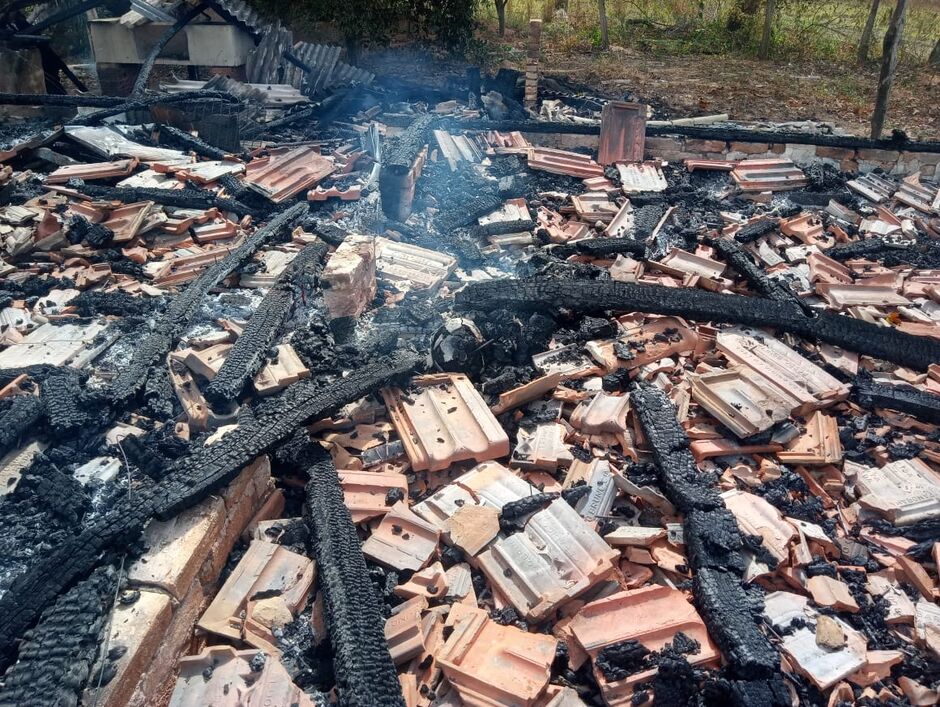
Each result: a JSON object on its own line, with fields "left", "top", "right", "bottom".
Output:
{"left": 1, "top": 5, "right": 940, "bottom": 707}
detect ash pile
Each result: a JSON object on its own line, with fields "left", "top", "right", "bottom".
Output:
{"left": 2, "top": 6, "right": 940, "bottom": 707}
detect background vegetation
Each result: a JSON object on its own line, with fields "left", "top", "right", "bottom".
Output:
{"left": 476, "top": 0, "right": 939, "bottom": 64}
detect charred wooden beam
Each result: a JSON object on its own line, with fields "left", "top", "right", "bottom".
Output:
{"left": 854, "top": 374, "right": 940, "bottom": 424}
{"left": 0, "top": 351, "right": 422, "bottom": 668}
{"left": 0, "top": 566, "right": 116, "bottom": 707}
{"left": 455, "top": 279, "right": 940, "bottom": 371}
{"left": 380, "top": 114, "right": 434, "bottom": 221}
{"left": 74, "top": 181, "right": 258, "bottom": 218}
{"left": 205, "top": 241, "right": 328, "bottom": 407}
{"left": 107, "top": 202, "right": 308, "bottom": 406}
{"left": 305, "top": 448, "right": 407, "bottom": 707}
{"left": 131, "top": 3, "right": 207, "bottom": 97}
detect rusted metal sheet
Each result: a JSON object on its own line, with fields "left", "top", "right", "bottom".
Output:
{"left": 597, "top": 101, "right": 646, "bottom": 166}
{"left": 731, "top": 158, "right": 808, "bottom": 192}
{"left": 243, "top": 146, "right": 335, "bottom": 202}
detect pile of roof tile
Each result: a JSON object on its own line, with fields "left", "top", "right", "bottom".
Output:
{"left": 1, "top": 86, "right": 940, "bottom": 707}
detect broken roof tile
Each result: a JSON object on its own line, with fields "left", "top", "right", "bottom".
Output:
{"left": 382, "top": 373, "right": 509, "bottom": 473}
{"left": 437, "top": 603, "right": 557, "bottom": 706}
{"left": 361, "top": 501, "right": 440, "bottom": 571}
{"left": 477, "top": 498, "right": 618, "bottom": 621}
{"left": 412, "top": 461, "right": 537, "bottom": 527}
{"left": 854, "top": 457, "right": 940, "bottom": 526}
{"left": 243, "top": 146, "right": 335, "bottom": 202}
{"left": 197, "top": 539, "right": 315, "bottom": 654}
{"left": 569, "top": 585, "right": 718, "bottom": 698}
{"left": 168, "top": 645, "right": 315, "bottom": 707}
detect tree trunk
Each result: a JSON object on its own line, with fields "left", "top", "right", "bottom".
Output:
{"left": 858, "top": 0, "right": 881, "bottom": 64}
{"left": 597, "top": 0, "right": 608, "bottom": 49}
{"left": 759, "top": 0, "right": 776, "bottom": 59}
{"left": 929, "top": 37, "right": 940, "bottom": 68}
{"left": 870, "top": 0, "right": 908, "bottom": 139}
{"left": 495, "top": 0, "right": 507, "bottom": 36}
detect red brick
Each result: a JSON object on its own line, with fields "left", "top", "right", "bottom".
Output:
{"left": 729, "top": 142, "right": 770, "bottom": 154}
{"left": 685, "top": 139, "right": 727, "bottom": 153}
{"left": 816, "top": 146, "right": 856, "bottom": 161}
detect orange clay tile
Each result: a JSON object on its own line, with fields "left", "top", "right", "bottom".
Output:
{"left": 477, "top": 499, "right": 618, "bottom": 622}
{"left": 491, "top": 372, "right": 562, "bottom": 414}
{"left": 394, "top": 561, "right": 449, "bottom": 601}
{"left": 383, "top": 373, "right": 509, "bottom": 472}
{"left": 196, "top": 539, "right": 315, "bottom": 654}
{"left": 722, "top": 489, "right": 796, "bottom": 563}
{"left": 385, "top": 595, "right": 429, "bottom": 664}
{"left": 585, "top": 316, "right": 698, "bottom": 373}
{"left": 361, "top": 501, "right": 440, "bottom": 571}
{"left": 437, "top": 603, "right": 557, "bottom": 707}
{"left": 337, "top": 469, "right": 409, "bottom": 523}
{"left": 568, "top": 585, "right": 719, "bottom": 701}
{"left": 689, "top": 365, "right": 795, "bottom": 438}
{"left": 570, "top": 392, "right": 630, "bottom": 434}
{"left": 168, "top": 645, "right": 315, "bottom": 707}
{"left": 716, "top": 326, "right": 850, "bottom": 414}
{"left": 777, "top": 412, "right": 843, "bottom": 466}
{"left": 806, "top": 575, "right": 860, "bottom": 613}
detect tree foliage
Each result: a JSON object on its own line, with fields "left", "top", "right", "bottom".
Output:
{"left": 258, "top": 0, "right": 480, "bottom": 54}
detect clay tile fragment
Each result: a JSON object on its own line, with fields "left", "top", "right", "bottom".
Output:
{"left": 690, "top": 365, "right": 794, "bottom": 438}
{"left": 570, "top": 392, "right": 629, "bottom": 434}
{"left": 395, "top": 562, "right": 448, "bottom": 601}
{"left": 361, "top": 501, "right": 440, "bottom": 571}
{"left": 196, "top": 539, "right": 315, "bottom": 653}
{"left": 337, "top": 469, "right": 409, "bottom": 523}
{"left": 777, "top": 412, "right": 842, "bottom": 465}
{"left": 854, "top": 457, "right": 940, "bottom": 526}
{"left": 806, "top": 575, "right": 860, "bottom": 613}
{"left": 383, "top": 373, "right": 509, "bottom": 472}
{"left": 437, "top": 604, "right": 557, "bottom": 706}
{"left": 511, "top": 422, "right": 573, "bottom": 471}
{"left": 385, "top": 595, "right": 429, "bottom": 665}
{"left": 321, "top": 235, "right": 376, "bottom": 319}
{"left": 568, "top": 585, "right": 718, "bottom": 700}
{"left": 168, "top": 645, "right": 315, "bottom": 707}
{"left": 445, "top": 504, "right": 499, "bottom": 556}
{"left": 478, "top": 499, "right": 618, "bottom": 621}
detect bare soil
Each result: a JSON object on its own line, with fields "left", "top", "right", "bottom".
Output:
{"left": 537, "top": 45, "right": 940, "bottom": 141}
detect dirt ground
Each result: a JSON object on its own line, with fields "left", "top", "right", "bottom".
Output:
{"left": 538, "top": 45, "right": 940, "bottom": 141}
{"left": 364, "top": 34, "right": 940, "bottom": 143}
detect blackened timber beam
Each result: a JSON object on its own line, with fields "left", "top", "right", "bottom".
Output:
{"left": 455, "top": 279, "right": 940, "bottom": 371}
{"left": 73, "top": 181, "right": 258, "bottom": 218}
{"left": 107, "top": 202, "right": 308, "bottom": 406}
{"left": 131, "top": 2, "right": 207, "bottom": 96}
{"left": 305, "top": 448, "right": 407, "bottom": 707}
{"left": 205, "top": 241, "right": 328, "bottom": 406}
{"left": 0, "top": 351, "right": 422, "bottom": 668}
